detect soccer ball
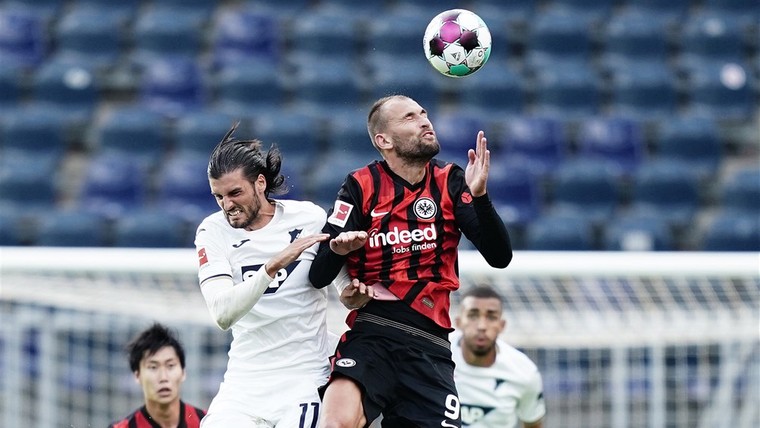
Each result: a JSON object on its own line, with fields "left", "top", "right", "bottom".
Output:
{"left": 423, "top": 9, "right": 492, "bottom": 78}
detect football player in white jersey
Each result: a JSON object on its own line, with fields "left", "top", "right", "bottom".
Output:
{"left": 453, "top": 285, "right": 546, "bottom": 428}
{"left": 195, "top": 125, "right": 338, "bottom": 428}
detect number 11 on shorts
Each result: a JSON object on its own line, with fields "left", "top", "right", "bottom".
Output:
{"left": 299, "top": 402, "right": 319, "bottom": 428}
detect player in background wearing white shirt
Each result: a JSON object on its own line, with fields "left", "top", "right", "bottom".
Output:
{"left": 195, "top": 124, "right": 337, "bottom": 428}
{"left": 453, "top": 285, "right": 545, "bottom": 428}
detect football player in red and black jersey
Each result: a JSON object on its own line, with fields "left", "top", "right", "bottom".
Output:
{"left": 309, "top": 95, "right": 513, "bottom": 428}
{"left": 109, "top": 323, "right": 206, "bottom": 428}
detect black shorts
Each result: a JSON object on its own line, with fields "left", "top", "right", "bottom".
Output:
{"left": 321, "top": 313, "right": 461, "bottom": 428}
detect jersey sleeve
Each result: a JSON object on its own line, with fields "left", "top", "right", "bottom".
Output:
{"left": 194, "top": 218, "right": 233, "bottom": 285}
{"left": 518, "top": 368, "right": 547, "bottom": 424}
{"left": 309, "top": 174, "right": 366, "bottom": 288}
{"left": 449, "top": 165, "right": 513, "bottom": 268}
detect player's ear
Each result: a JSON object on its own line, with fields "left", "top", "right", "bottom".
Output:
{"left": 133, "top": 370, "right": 140, "bottom": 383}
{"left": 374, "top": 133, "right": 391, "bottom": 150}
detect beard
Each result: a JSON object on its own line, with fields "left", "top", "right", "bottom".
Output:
{"left": 226, "top": 197, "right": 261, "bottom": 230}
{"left": 393, "top": 135, "right": 440, "bottom": 164}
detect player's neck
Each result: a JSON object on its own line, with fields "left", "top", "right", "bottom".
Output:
{"left": 145, "top": 399, "right": 181, "bottom": 428}
{"left": 245, "top": 200, "right": 276, "bottom": 231}
{"left": 463, "top": 348, "right": 497, "bottom": 368}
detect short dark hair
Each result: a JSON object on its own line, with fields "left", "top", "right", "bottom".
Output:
{"left": 367, "top": 94, "right": 411, "bottom": 140}
{"left": 207, "top": 122, "right": 286, "bottom": 197}
{"left": 459, "top": 285, "right": 504, "bottom": 304}
{"left": 127, "top": 323, "right": 186, "bottom": 373}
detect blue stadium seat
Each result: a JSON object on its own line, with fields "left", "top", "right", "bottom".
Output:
{"left": 680, "top": 13, "right": 745, "bottom": 73}
{"left": 213, "top": 60, "right": 285, "bottom": 116}
{"left": 72, "top": 0, "right": 139, "bottom": 23}
{"left": 600, "top": 11, "right": 669, "bottom": 74}
{"left": 432, "top": 110, "right": 495, "bottom": 156}
{"left": 132, "top": 9, "right": 203, "bottom": 69}
{"left": 152, "top": 0, "right": 218, "bottom": 21}
{"left": 94, "top": 106, "right": 168, "bottom": 170}
{"left": 140, "top": 56, "right": 206, "bottom": 119}
{"left": 0, "top": 9, "right": 46, "bottom": 70}
{"left": 456, "top": 60, "right": 525, "bottom": 114}
{"left": 501, "top": 116, "right": 569, "bottom": 178}
{"left": 320, "top": 0, "right": 388, "bottom": 18}
{"left": 702, "top": 0, "right": 759, "bottom": 30}
{"left": 548, "top": 159, "right": 622, "bottom": 225}
{"left": 1, "top": 108, "right": 68, "bottom": 168}
{"left": 685, "top": 62, "right": 754, "bottom": 121}
{"left": 603, "top": 212, "right": 674, "bottom": 251}
{"left": 0, "top": 63, "right": 21, "bottom": 113}
{"left": 31, "top": 61, "right": 98, "bottom": 128}
{"left": 252, "top": 109, "right": 321, "bottom": 173}
{"left": 367, "top": 54, "right": 440, "bottom": 109}
{"left": 113, "top": 209, "right": 188, "bottom": 248}
{"left": 0, "top": 208, "right": 29, "bottom": 245}
{"left": 720, "top": 167, "right": 760, "bottom": 214}
{"left": 366, "top": 9, "right": 431, "bottom": 58}
{"left": 174, "top": 109, "right": 237, "bottom": 157}
{"left": 608, "top": 62, "right": 678, "bottom": 122}
{"left": 288, "top": 8, "right": 358, "bottom": 60}
{"left": 475, "top": 0, "right": 536, "bottom": 26}
{"left": 157, "top": 153, "right": 219, "bottom": 221}
{"left": 53, "top": 8, "right": 124, "bottom": 72}
{"left": 544, "top": 0, "right": 614, "bottom": 25}
{"left": 79, "top": 153, "right": 149, "bottom": 219}
{"left": 623, "top": 0, "right": 690, "bottom": 26}
{"left": 700, "top": 211, "right": 760, "bottom": 251}
{"left": 0, "top": 159, "right": 57, "bottom": 210}
{"left": 211, "top": 9, "right": 279, "bottom": 70}
{"left": 4, "top": 0, "right": 64, "bottom": 25}
{"left": 488, "top": 157, "right": 543, "bottom": 227}
{"left": 532, "top": 63, "right": 600, "bottom": 119}
{"left": 323, "top": 109, "right": 377, "bottom": 159}
{"left": 34, "top": 210, "right": 110, "bottom": 247}
{"left": 524, "top": 10, "right": 592, "bottom": 70}
{"left": 291, "top": 56, "right": 363, "bottom": 109}
{"left": 629, "top": 159, "right": 701, "bottom": 229}
{"left": 654, "top": 116, "right": 722, "bottom": 179}
{"left": 524, "top": 211, "right": 595, "bottom": 251}
{"left": 575, "top": 116, "right": 646, "bottom": 176}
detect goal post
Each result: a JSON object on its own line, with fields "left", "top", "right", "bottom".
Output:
{"left": 1, "top": 247, "right": 758, "bottom": 428}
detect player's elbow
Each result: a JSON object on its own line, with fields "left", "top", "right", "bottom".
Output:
{"left": 488, "top": 249, "right": 513, "bottom": 269}
{"left": 213, "top": 315, "right": 234, "bottom": 331}
{"left": 308, "top": 270, "right": 331, "bottom": 289}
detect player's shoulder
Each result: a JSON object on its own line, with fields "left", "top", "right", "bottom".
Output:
{"left": 196, "top": 210, "right": 226, "bottom": 230}
{"left": 276, "top": 199, "right": 327, "bottom": 221}
{"left": 496, "top": 339, "right": 540, "bottom": 372}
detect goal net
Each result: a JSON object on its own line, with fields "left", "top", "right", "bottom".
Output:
{"left": 1, "top": 247, "right": 758, "bottom": 428}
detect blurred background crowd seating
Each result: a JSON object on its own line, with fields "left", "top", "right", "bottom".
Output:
{"left": 0, "top": 0, "right": 757, "bottom": 250}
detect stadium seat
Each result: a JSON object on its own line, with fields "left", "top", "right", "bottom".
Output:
{"left": 79, "top": 153, "right": 149, "bottom": 219}
{"left": 93, "top": 106, "right": 168, "bottom": 170}
{"left": 524, "top": 10, "right": 592, "bottom": 70}
{"left": 475, "top": 0, "right": 535, "bottom": 26}
{"left": 213, "top": 60, "right": 285, "bottom": 116}
{"left": 72, "top": 0, "right": 139, "bottom": 22}
{"left": 252, "top": 108, "right": 321, "bottom": 173}
{"left": 132, "top": 9, "right": 203, "bottom": 69}
{"left": 456, "top": 60, "right": 525, "bottom": 114}
{"left": 291, "top": 56, "right": 363, "bottom": 109}
{"left": 678, "top": 12, "right": 745, "bottom": 74}
{"left": 603, "top": 212, "right": 674, "bottom": 251}
{"left": 431, "top": 110, "right": 495, "bottom": 156}
{"left": 366, "top": 10, "right": 432, "bottom": 58}
{"left": 157, "top": 153, "right": 219, "bottom": 222}
{"left": 211, "top": 9, "right": 279, "bottom": 70}
{"left": 654, "top": 116, "right": 722, "bottom": 179}
{"left": 0, "top": 159, "right": 57, "bottom": 210}
{"left": 140, "top": 56, "right": 206, "bottom": 119}
{"left": 524, "top": 211, "right": 595, "bottom": 251}
{"left": 629, "top": 159, "right": 701, "bottom": 229}
{"left": 174, "top": 109, "right": 237, "bottom": 157}
{"left": 544, "top": 0, "right": 614, "bottom": 25}
{"left": 623, "top": 0, "right": 690, "bottom": 26}
{"left": 501, "top": 115, "right": 569, "bottom": 178}
{"left": 599, "top": 11, "right": 669, "bottom": 74}
{"left": 288, "top": 9, "right": 358, "bottom": 60}
{"left": 0, "top": 208, "right": 29, "bottom": 245}
{"left": 0, "top": 63, "right": 21, "bottom": 113}
{"left": 1, "top": 108, "right": 69, "bottom": 168}
{"left": 4, "top": 0, "right": 64, "bottom": 24}
{"left": 151, "top": 0, "right": 218, "bottom": 21}
{"left": 0, "top": 9, "right": 46, "bottom": 70}
{"left": 548, "top": 159, "right": 622, "bottom": 225}
{"left": 113, "top": 209, "right": 187, "bottom": 248}
{"left": 575, "top": 116, "right": 646, "bottom": 176}
{"left": 31, "top": 61, "right": 98, "bottom": 128}
{"left": 685, "top": 62, "right": 754, "bottom": 121}
{"left": 53, "top": 8, "right": 124, "bottom": 72}
{"left": 367, "top": 54, "right": 440, "bottom": 109}
{"left": 531, "top": 63, "right": 600, "bottom": 119}
{"left": 720, "top": 167, "right": 760, "bottom": 214}
{"left": 323, "top": 109, "right": 377, "bottom": 159}
{"left": 700, "top": 211, "right": 760, "bottom": 251}
{"left": 34, "top": 210, "right": 110, "bottom": 247}
{"left": 488, "top": 157, "right": 543, "bottom": 227}
{"left": 607, "top": 62, "right": 678, "bottom": 122}
{"left": 702, "top": 0, "right": 759, "bottom": 30}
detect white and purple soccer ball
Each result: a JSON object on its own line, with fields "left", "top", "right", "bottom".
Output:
{"left": 423, "top": 9, "right": 492, "bottom": 78}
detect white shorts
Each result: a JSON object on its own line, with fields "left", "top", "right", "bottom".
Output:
{"left": 201, "top": 371, "right": 327, "bottom": 428}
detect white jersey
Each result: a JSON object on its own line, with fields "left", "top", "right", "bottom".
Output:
{"left": 452, "top": 331, "right": 546, "bottom": 428}
{"left": 195, "top": 199, "right": 332, "bottom": 423}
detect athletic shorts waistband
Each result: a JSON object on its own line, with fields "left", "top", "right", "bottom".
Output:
{"left": 354, "top": 312, "right": 451, "bottom": 350}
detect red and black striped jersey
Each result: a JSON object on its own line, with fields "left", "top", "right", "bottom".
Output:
{"left": 310, "top": 159, "right": 512, "bottom": 330}
{"left": 108, "top": 402, "right": 206, "bottom": 428}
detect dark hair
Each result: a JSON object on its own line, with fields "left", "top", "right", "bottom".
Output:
{"left": 459, "top": 285, "right": 504, "bottom": 304}
{"left": 207, "top": 122, "right": 286, "bottom": 197}
{"left": 127, "top": 323, "right": 186, "bottom": 373}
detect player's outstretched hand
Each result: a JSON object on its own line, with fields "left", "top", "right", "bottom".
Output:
{"left": 329, "top": 231, "right": 368, "bottom": 256}
{"left": 465, "top": 130, "right": 490, "bottom": 197}
{"left": 340, "top": 278, "right": 376, "bottom": 310}
{"left": 265, "top": 233, "right": 329, "bottom": 277}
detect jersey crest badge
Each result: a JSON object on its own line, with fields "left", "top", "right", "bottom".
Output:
{"left": 413, "top": 197, "right": 437, "bottom": 220}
